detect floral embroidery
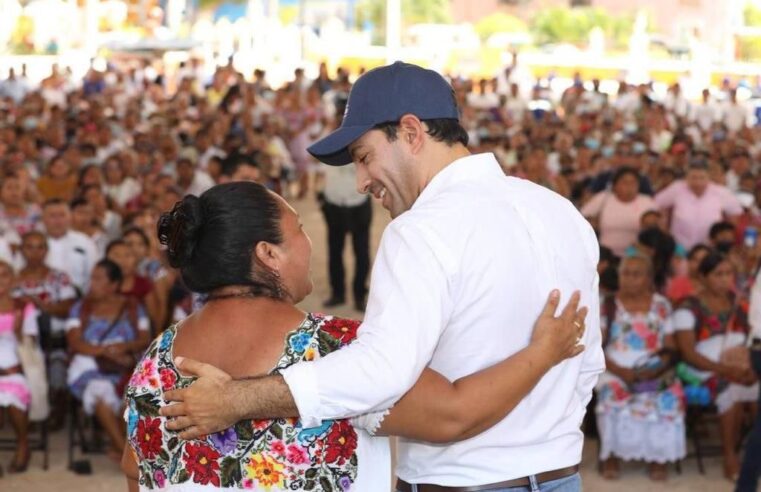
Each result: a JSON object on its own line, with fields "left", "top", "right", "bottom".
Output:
{"left": 125, "top": 314, "right": 360, "bottom": 490}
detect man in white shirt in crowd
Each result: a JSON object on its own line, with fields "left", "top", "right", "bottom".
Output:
{"left": 41, "top": 199, "right": 99, "bottom": 295}
{"left": 176, "top": 156, "right": 215, "bottom": 196}
{"left": 0, "top": 67, "right": 30, "bottom": 103}
{"left": 691, "top": 88, "right": 720, "bottom": 134}
{"left": 162, "top": 62, "right": 603, "bottom": 491}
{"left": 723, "top": 88, "right": 752, "bottom": 135}
{"left": 318, "top": 162, "right": 372, "bottom": 312}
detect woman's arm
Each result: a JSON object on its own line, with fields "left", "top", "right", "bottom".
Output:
{"left": 121, "top": 446, "right": 139, "bottom": 492}
{"left": 376, "top": 290, "right": 587, "bottom": 443}
{"left": 674, "top": 330, "right": 745, "bottom": 382}
{"left": 66, "top": 327, "right": 105, "bottom": 357}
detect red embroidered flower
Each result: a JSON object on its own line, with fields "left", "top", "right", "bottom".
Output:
{"left": 323, "top": 421, "right": 357, "bottom": 464}
{"left": 183, "top": 442, "right": 221, "bottom": 486}
{"left": 271, "top": 440, "right": 286, "bottom": 456}
{"left": 160, "top": 368, "right": 177, "bottom": 390}
{"left": 136, "top": 417, "right": 163, "bottom": 459}
{"left": 321, "top": 318, "right": 360, "bottom": 345}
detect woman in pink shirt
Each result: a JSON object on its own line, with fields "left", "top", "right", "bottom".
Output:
{"left": 582, "top": 167, "right": 657, "bottom": 257}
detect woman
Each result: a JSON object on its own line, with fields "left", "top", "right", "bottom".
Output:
{"left": 103, "top": 155, "right": 141, "bottom": 209}
{"left": 122, "top": 182, "right": 586, "bottom": 491}
{"left": 66, "top": 260, "right": 151, "bottom": 460}
{"left": 597, "top": 254, "right": 685, "bottom": 481}
{"left": 106, "top": 240, "right": 162, "bottom": 332}
{"left": 0, "top": 261, "right": 38, "bottom": 474}
{"left": 123, "top": 227, "right": 171, "bottom": 331}
{"left": 36, "top": 154, "right": 78, "bottom": 202}
{"left": 14, "top": 231, "right": 78, "bottom": 429}
{"left": 582, "top": 167, "right": 657, "bottom": 257}
{"left": 666, "top": 244, "right": 711, "bottom": 304}
{"left": 0, "top": 173, "right": 42, "bottom": 239}
{"left": 673, "top": 252, "right": 759, "bottom": 480}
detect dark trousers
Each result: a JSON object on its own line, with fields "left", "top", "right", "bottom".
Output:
{"left": 322, "top": 198, "right": 371, "bottom": 303}
{"left": 737, "top": 345, "right": 761, "bottom": 492}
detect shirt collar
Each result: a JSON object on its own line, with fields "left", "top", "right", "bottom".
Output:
{"left": 412, "top": 153, "right": 503, "bottom": 211}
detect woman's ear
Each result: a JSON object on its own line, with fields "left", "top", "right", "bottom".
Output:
{"left": 253, "top": 241, "right": 281, "bottom": 273}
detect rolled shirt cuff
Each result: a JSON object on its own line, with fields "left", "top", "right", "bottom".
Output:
{"left": 280, "top": 362, "right": 322, "bottom": 429}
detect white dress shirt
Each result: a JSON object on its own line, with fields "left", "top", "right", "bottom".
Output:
{"left": 45, "top": 230, "right": 99, "bottom": 294}
{"left": 282, "top": 153, "right": 604, "bottom": 485}
{"left": 321, "top": 164, "right": 368, "bottom": 208}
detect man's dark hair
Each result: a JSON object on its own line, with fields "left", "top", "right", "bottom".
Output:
{"left": 709, "top": 221, "right": 735, "bottom": 240}
{"left": 373, "top": 118, "right": 469, "bottom": 147}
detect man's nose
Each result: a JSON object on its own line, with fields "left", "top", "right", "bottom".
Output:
{"left": 356, "top": 168, "right": 371, "bottom": 195}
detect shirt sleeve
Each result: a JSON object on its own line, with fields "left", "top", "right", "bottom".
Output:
{"left": 654, "top": 182, "right": 677, "bottom": 210}
{"left": 280, "top": 220, "right": 453, "bottom": 427}
{"left": 672, "top": 308, "right": 696, "bottom": 331}
{"left": 749, "top": 273, "right": 761, "bottom": 341}
{"left": 21, "top": 303, "right": 39, "bottom": 337}
{"left": 65, "top": 301, "right": 83, "bottom": 331}
{"left": 580, "top": 192, "right": 605, "bottom": 219}
{"left": 720, "top": 188, "right": 743, "bottom": 216}
{"left": 137, "top": 304, "right": 150, "bottom": 331}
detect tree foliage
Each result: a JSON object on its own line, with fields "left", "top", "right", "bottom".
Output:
{"left": 530, "top": 6, "right": 634, "bottom": 49}
{"left": 474, "top": 13, "right": 528, "bottom": 41}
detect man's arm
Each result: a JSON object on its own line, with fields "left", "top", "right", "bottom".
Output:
{"left": 163, "top": 221, "right": 452, "bottom": 431}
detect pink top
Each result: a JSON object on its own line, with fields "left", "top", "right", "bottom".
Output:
{"left": 581, "top": 192, "right": 656, "bottom": 256}
{"left": 655, "top": 181, "right": 743, "bottom": 249}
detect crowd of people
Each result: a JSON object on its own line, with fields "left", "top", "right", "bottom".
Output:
{"left": 0, "top": 53, "right": 759, "bottom": 488}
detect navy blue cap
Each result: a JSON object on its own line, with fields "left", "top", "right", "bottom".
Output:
{"left": 308, "top": 61, "right": 459, "bottom": 166}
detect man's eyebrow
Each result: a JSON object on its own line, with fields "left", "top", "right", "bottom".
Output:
{"left": 349, "top": 144, "right": 365, "bottom": 160}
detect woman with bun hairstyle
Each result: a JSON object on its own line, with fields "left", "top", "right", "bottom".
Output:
{"left": 122, "top": 181, "right": 587, "bottom": 491}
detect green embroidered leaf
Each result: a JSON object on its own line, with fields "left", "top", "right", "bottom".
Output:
{"left": 305, "top": 468, "right": 318, "bottom": 479}
{"left": 304, "top": 479, "right": 317, "bottom": 491}
{"left": 133, "top": 394, "right": 160, "bottom": 417}
{"left": 167, "top": 437, "right": 179, "bottom": 450}
{"left": 350, "top": 453, "right": 358, "bottom": 467}
{"left": 142, "top": 472, "right": 154, "bottom": 489}
{"left": 317, "top": 330, "right": 340, "bottom": 356}
{"left": 320, "top": 477, "right": 334, "bottom": 491}
{"left": 158, "top": 449, "right": 170, "bottom": 462}
{"left": 220, "top": 457, "right": 241, "bottom": 487}
{"left": 270, "top": 424, "right": 283, "bottom": 441}
{"left": 177, "top": 469, "right": 190, "bottom": 483}
{"left": 235, "top": 421, "right": 254, "bottom": 441}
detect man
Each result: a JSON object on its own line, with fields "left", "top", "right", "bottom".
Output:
{"left": 162, "top": 62, "right": 603, "bottom": 490}
{"left": 318, "top": 162, "right": 372, "bottom": 311}
{"left": 40, "top": 199, "right": 99, "bottom": 295}
{"left": 655, "top": 157, "right": 743, "bottom": 250}
{"left": 176, "top": 156, "right": 214, "bottom": 196}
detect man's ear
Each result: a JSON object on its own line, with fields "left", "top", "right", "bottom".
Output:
{"left": 398, "top": 113, "right": 425, "bottom": 154}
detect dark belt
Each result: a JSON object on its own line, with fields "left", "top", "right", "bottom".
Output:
{"left": 396, "top": 465, "right": 580, "bottom": 492}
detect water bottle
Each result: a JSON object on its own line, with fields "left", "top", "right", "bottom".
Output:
{"left": 744, "top": 226, "right": 758, "bottom": 248}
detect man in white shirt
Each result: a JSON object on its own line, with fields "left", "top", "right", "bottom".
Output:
{"left": 723, "top": 89, "right": 752, "bottom": 135}
{"left": 162, "top": 62, "right": 603, "bottom": 490}
{"left": 41, "top": 199, "right": 100, "bottom": 295}
{"left": 176, "top": 156, "right": 215, "bottom": 196}
{"left": 691, "top": 88, "right": 720, "bottom": 133}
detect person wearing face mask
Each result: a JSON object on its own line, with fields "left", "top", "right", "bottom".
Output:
{"left": 159, "top": 62, "right": 603, "bottom": 492}
{"left": 655, "top": 158, "right": 743, "bottom": 251}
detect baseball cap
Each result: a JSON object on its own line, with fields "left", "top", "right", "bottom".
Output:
{"left": 308, "top": 61, "right": 460, "bottom": 166}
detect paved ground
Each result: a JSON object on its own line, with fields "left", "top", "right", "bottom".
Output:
{"left": 0, "top": 196, "right": 739, "bottom": 491}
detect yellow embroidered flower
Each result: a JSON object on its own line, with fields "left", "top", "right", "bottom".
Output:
{"left": 246, "top": 454, "right": 285, "bottom": 489}
{"left": 304, "top": 347, "right": 316, "bottom": 361}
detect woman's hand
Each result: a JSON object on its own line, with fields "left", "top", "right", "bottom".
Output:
{"left": 719, "top": 364, "right": 750, "bottom": 384}
{"left": 529, "top": 290, "right": 587, "bottom": 367}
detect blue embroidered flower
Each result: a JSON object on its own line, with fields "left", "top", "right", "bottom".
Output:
{"left": 659, "top": 391, "right": 677, "bottom": 412}
{"left": 127, "top": 402, "right": 139, "bottom": 437}
{"left": 625, "top": 331, "right": 644, "bottom": 351}
{"left": 297, "top": 420, "right": 332, "bottom": 445}
{"left": 289, "top": 332, "right": 312, "bottom": 354}
{"left": 339, "top": 475, "right": 352, "bottom": 490}
{"left": 209, "top": 427, "right": 238, "bottom": 454}
{"left": 159, "top": 330, "right": 173, "bottom": 351}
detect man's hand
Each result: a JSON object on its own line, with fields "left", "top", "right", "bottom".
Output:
{"left": 530, "top": 290, "right": 587, "bottom": 367}
{"left": 160, "top": 357, "right": 237, "bottom": 440}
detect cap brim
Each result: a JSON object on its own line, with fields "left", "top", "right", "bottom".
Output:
{"left": 308, "top": 124, "right": 373, "bottom": 166}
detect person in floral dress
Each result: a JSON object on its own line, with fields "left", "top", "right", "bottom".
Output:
{"left": 673, "top": 251, "right": 759, "bottom": 480}
{"left": 597, "top": 254, "right": 685, "bottom": 481}
{"left": 122, "top": 182, "right": 587, "bottom": 491}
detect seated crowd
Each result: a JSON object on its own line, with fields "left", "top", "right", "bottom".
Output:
{"left": 0, "top": 56, "right": 759, "bottom": 485}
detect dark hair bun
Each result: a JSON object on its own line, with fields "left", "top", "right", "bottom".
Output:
{"left": 158, "top": 195, "right": 204, "bottom": 268}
